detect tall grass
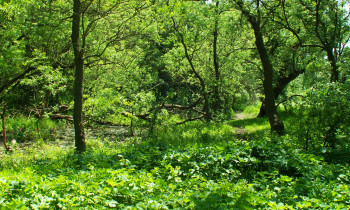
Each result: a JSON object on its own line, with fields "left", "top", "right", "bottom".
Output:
{"left": 3, "top": 115, "right": 66, "bottom": 143}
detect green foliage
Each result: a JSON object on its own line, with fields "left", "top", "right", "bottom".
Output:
{"left": 1, "top": 122, "right": 350, "bottom": 209}
{"left": 291, "top": 81, "right": 350, "bottom": 150}
{"left": 1, "top": 0, "right": 350, "bottom": 208}
{"left": 243, "top": 102, "right": 261, "bottom": 115}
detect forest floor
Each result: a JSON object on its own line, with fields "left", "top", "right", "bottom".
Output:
{"left": 1, "top": 113, "right": 350, "bottom": 209}
{"left": 0, "top": 125, "right": 132, "bottom": 158}
{"left": 0, "top": 112, "right": 252, "bottom": 155}
{"left": 233, "top": 112, "right": 253, "bottom": 136}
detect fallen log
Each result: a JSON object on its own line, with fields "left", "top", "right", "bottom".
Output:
{"left": 49, "top": 114, "right": 73, "bottom": 122}
{"left": 120, "top": 96, "right": 207, "bottom": 125}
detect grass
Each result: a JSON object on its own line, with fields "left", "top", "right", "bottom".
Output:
{"left": 229, "top": 117, "right": 269, "bottom": 134}
{"left": 242, "top": 102, "right": 261, "bottom": 115}
{"left": 3, "top": 115, "right": 67, "bottom": 143}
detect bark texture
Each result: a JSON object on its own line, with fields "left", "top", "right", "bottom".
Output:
{"left": 72, "top": 0, "right": 86, "bottom": 152}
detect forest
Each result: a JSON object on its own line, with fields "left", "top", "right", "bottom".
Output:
{"left": 1, "top": 0, "right": 350, "bottom": 208}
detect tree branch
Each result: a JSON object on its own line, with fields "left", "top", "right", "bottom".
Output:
{"left": 276, "top": 94, "right": 306, "bottom": 107}
{"left": 0, "top": 66, "right": 37, "bottom": 96}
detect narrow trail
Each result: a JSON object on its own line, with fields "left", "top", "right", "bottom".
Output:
{"left": 233, "top": 112, "right": 248, "bottom": 137}
{"left": 233, "top": 112, "right": 247, "bottom": 120}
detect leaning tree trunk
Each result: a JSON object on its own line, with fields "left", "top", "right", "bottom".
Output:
{"left": 172, "top": 17, "right": 211, "bottom": 121}
{"left": 212, "top": 17, "right": 222, "bottom": 113}
{"left": 251, "top": 23, "right": 284, "bottom": 134}
{"left": 72, "top": 0, "right": 86, "bottom": 152}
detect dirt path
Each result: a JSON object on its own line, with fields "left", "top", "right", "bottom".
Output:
{"left": 234, "top": 112, "right": 247, "bottom": 120}
{"left": 233, "top": 112, "right": 248, "bottom": 136}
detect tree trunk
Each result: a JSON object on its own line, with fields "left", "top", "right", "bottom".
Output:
{"left": 251, "top": 23, "right": 284, "bottom": 134}
{"left": 72, "top": 0, "right": 86, "bottom": 152}
{"left": 327, "top": 51, "right": 339, "bottom": 83}
{"left": 324, "top": 123, "right": 338, "bottom": 149}
{"left": 257, "top": 98, "right": 266, "bottom": 118}
{"left": 212, "top": 17, "right": 221, "bottom": 112}
{"left": 2, "top": 105, "right": 10, "bottom": 152}
{"left": 171, "top": 17, "right": 210, "bottom": 121}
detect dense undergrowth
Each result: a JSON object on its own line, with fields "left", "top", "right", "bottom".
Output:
{"left": 0, "top": 110, "right": 350, "bottom": 209}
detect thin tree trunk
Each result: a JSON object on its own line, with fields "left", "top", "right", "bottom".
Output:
{"left": 314, "top": 0, "right": 339, "bottom": 83}
{"left": 130, "top": 109, "right": 134, "bottom": 136}
{"left": 324, "top": 122, "right": 338, "bottom": 149}
{"left": 72, "top": 0, "right": 86, "bottom": 152}
{"left": 212, "top": 17, "right": 221, "bottom": 112}
{"left": 37, "top": 120, "right": 41, "bottom": 139}
{"left": 2, "top": 105, "right": 10, "bottom": 152}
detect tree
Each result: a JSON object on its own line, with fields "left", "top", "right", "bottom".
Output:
{"left": 71, "top": 0, "right": 86, "bottom": 152}
{"left": 0, "top": 0, "right": 70, "bottom": 114}
{"left": 256, "top": 28, "right": 307, "bottom": 117}
{"left": 147, "top": 0, "right": 251, "bottom": 123}
{"left": 276, "top": 0, "right": 350, "bottom": 146}
{"left": 302, "top": 0, "right": 349, "bottom": 82}
{"left": 233, "top": 0, "right": 284, "bottom": 134}
{"left": 70, "top": 0, "right": 151, "bottom": 151}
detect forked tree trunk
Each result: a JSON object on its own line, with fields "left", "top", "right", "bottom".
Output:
{"left": 252, "top": 26, "right": 284, "bottom": 134}
{"left": 72, "top": 0, "right": 86, "bottom": 152}
{"left": 235, "top": 0, "right": 284, "bottom": 134}
{"left": 257, "top": 68, "right": 305, "bottom": 117}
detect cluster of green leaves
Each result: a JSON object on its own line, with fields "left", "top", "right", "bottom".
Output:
{"left": 1, "top": 118, "right": 349, "bottom": 209}
{"left": 287, "top": 80, "right": 350, "bottom": 150}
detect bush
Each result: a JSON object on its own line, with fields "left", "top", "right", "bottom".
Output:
{"left": 293, "top": 81, "right": 350, "bottom": 150}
